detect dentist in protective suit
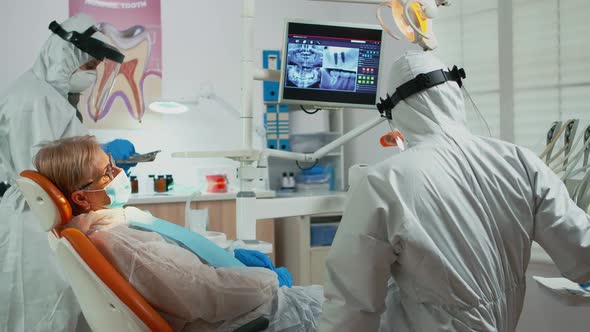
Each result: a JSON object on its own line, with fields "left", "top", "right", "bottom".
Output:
{"left": 319, "top": 50, "right": 590, "bottom": 331}
{"left": 0, "top": 14, "right": 133, "bottom": 331}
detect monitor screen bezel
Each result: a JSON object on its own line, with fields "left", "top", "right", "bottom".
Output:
{"left": 278, "top": 19, "right": 385, "bottom": 110}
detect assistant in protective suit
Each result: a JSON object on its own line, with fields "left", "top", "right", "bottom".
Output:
{"left": 0, "top": 14, "right": 130, "bottom": 331}
{"left": 319, "top": 50, "right": 590, "bottom": 332}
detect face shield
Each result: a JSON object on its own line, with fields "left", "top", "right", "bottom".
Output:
{"left": 49, "top": 21, "right": 124, "bottom": 113}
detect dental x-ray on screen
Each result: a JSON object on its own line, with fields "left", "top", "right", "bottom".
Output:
{"left": 279, "top": 20, "right": 383, "bottom": 109}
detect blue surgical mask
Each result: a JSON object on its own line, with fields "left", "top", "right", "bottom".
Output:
{"left": 85, "top": 171, "right": 131, "bottom": 209}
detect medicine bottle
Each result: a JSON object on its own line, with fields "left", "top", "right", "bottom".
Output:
{"left": 166, "top": 174, "right": 174, "bottom": 192}
{"left": 130, "top": 176, "right": 138, "bottom": 194}
{"left": 156, "top": 175, "right": 167, "bottom": 193}
{"left": 148, "top": 174, "right": 156, "bottom": 192}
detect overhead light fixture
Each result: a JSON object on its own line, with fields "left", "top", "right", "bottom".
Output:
{"left": 149, "top": 83, "right": 218, "bottom": 114}
{"left": 148, "top": 100, "right": 191, "bottom": 114}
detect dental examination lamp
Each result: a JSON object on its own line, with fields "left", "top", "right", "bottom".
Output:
{"left": 173, "top": 0, "right": 451, "bottom": 241}
{"left": 148, "top": 100, "right": 190, "bottom": 114}
{"left": 311, "top": 0, "right": 451, "bottom": 50}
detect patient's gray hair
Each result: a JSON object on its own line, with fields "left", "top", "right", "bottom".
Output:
{"left": 34, "top": 135, "right": 103, "bottom": 199}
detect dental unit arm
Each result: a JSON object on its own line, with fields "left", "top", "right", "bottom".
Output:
{"left": 173, "top": 0, "right": 450, "bottom": 240}
{"left": 172, "top": 114, "right": 388, "bottom": 240}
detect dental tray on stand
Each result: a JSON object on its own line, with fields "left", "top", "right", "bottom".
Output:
{"left": 116, "top": 150, "right": 161, "bottom": 165}
{"left": 533, "top": 276, "right": 590, "bottom": 306}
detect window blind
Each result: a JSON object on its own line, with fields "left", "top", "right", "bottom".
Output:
{"left": 434, "top": 0, "right": 589, "bottom": 149}
{"left": 434, "top": 0, "right": 500, "bottom": 138}
{"left": 514, "top": 0, "right": 590, "bottom": 148}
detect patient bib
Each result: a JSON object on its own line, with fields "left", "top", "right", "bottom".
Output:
{"left": 125, "top": 207, "right": 244, "bottom": 268}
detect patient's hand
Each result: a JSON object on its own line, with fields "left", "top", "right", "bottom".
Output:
{"left": 66, "top": 208, "right": 126, "bottom": 234}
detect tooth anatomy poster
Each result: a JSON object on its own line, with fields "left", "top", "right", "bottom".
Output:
{"left": 70, "top": 0, "right": 162, "bottom": 128}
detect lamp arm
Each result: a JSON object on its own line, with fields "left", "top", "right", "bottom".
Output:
{"left": 261, "top": 115, "right": 387, "bottom": 163}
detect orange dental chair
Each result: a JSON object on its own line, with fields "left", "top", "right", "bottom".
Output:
{"left": 17, "top": 170, "right": 271, "bottom": 332}
{"left": 17, "top": 170, "right": 173, "bottom": 332}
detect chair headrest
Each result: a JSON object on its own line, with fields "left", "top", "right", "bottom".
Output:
{"left": 16, "top": 170, "right": 72, "bottom": 232}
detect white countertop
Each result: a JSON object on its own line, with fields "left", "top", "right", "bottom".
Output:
{"left": 255, "top": 191, "right": 347, "bottom": 219}
{"left": 128, "top": 190, "right": 277, "bottom": 205}
{"left": 127, "top": 189, "right": 347, "bottom": 218}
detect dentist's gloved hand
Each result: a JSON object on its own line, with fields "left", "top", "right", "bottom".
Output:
{"left": 234, "top": 248, "right": 273, "bottom": 269}
{"left": 234, "top": 248, "right": 293, "bottom": 288}
{"left": 102, "top": 139, "right": 137, "bottom": 173}
{"left": 274, "top": 267, "right": 293, "bottom": 288}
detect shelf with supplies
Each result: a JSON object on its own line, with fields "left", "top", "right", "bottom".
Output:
{"left": 266, "top": 107, "right": 345, "bottom": 194}
{"left": 260, "top": 49, "right": 345, "bottom": 194}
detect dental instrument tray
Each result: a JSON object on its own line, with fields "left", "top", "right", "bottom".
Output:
{"left": 533, "top": 276, "right": 590, "bottom": 306}
{"left": 116, "top": 150, "right": 161, "bottom": 164}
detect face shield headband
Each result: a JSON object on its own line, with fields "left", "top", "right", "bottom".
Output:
{"left": 48, "top": 21, "right": 124, "bottom": 64}
{"left": 376, "top": 65, "right": 466, "bottom": 120}
{"left": 50, "top": 20, "right": 125, "bottom": 118}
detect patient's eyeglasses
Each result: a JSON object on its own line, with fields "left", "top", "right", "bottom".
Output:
{"left": 78, "top": 153, "right": 116, "bottom": 190}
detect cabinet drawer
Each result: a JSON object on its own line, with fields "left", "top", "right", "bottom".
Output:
{"left": 309, "top": 246, "right": 331, "bottom": 285}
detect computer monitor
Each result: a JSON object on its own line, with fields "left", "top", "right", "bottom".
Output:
{"left": 279, "top": 20, "right": 384, "bottom": 109}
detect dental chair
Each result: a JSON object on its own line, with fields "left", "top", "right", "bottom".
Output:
{"left": 16, "top": 170, "right": 270, "bottom": 332}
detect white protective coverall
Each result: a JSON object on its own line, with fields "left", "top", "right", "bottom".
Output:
{"left": 0, "top": 14, "right": 98, "bottom": 331}
{"left": 319, "top": 50, "right": 590, "bottom": 332}
{"left": 71, "top": 207, "right": 324, "bottom": 332}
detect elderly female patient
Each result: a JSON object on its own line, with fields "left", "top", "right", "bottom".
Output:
{"left": 33, "top": 135, "right": 323, "bottom": 332}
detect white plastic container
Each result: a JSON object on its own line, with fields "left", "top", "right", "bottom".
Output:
{"left": 290, "top": 109, "right": 330, "bottom": 135}
{"left": 290, "top": 134, "right": 327, "bottom": 153}
{"left": 205, "top": 231, "right": 230, "bottom": 249}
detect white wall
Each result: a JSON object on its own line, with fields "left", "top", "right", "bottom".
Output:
{"left": 0, "top": 0, "right": 69, "bottom": 91}
{"left": 336, "top": 4, "right": 416, "bottom": 171}
{"left": 0, "top": 0, "right": 411, "bottom": 189}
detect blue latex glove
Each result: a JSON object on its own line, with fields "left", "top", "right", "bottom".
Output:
{"left": 234, "top": 248, "right": 293, "bottom": 287}
{"left": 275, "top": 267, "right": 293, "bottom": 288}
{"left": 102, "top": 139, "right": 137, "bottom": 173}
{"left": 234, "top": 248, "right": 274, "bottom": 269}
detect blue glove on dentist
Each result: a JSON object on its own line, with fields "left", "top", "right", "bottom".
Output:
{"left": 234, "top": 248, "right": 293, "bottom": 288}
{"left": 102, "top": 139, "right": 138, "bottom": 174}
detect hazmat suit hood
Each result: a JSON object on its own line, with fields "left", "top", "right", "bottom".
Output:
{"left": 31, "top": 13, "right": 103, "bottom": 97}
{"left": 388, "top": 50, "right": 469, "bottom": 145}
{"left": 0, "top": 14, "right": 96, "bottom": 184}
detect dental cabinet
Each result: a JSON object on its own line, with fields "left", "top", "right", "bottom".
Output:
{"left": 126, "top": 191, "right": 277, "bottom": 262}
{"left": 275, "top": 214, "right": 342, "bottom": 286}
